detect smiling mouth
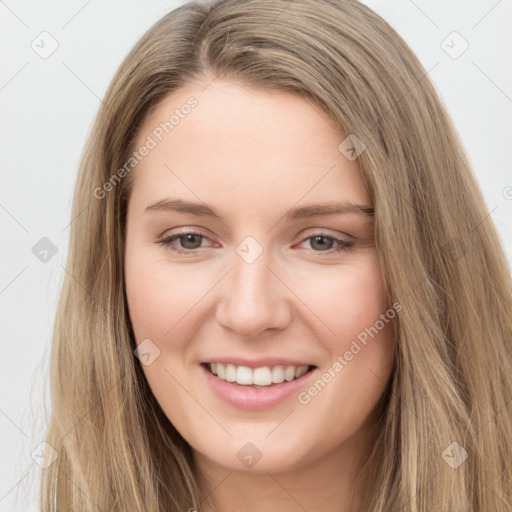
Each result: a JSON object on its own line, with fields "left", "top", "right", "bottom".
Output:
{"left": 202, "top": 362, "right": 316, "bottom": 388}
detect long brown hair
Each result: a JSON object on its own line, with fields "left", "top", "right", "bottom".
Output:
{"left": 41, "top": 0, "right": 512, "bottom": 510}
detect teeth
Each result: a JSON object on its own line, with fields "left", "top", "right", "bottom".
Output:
{"left": 253, "top": 367, "right": 272, "bottom": 386}
{"left": 216, "top": 363, "right": 225, "bottom": 379}
{"left": 271, "top": 365, "right": 285, "bottom": 384}
{"left": 208, "top": 363, "right": 311, "bottom": 386}
{"left": 295, "top": 366, "right": 309, "bottom": 378}
{"left": 284, "top": 366, "right": 296, "bottom": 381}
{"left": 236, "top": 365, "right": 253, "bottom": 385}
{"left": 225, "top": 363, "right": 237, "bottom": 382}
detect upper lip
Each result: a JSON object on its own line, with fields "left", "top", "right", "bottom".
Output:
{"left": 202, "top": 357, "right": 316, "bottom": 368}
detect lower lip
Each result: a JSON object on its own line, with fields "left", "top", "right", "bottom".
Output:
{"left": 200, "top": 364, "right": 316, "bottom": 411}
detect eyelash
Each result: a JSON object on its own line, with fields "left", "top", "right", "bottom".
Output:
{"left": 158, "top": 231, "right": 353, "bottom": 256}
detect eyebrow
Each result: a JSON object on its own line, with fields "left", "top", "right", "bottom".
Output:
{"left": 144, "top": 198, "right": 374, "bottom": 222}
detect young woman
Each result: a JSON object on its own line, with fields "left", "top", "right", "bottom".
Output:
{"left": 41, "top": 0, "right": 512, "bottom": 510}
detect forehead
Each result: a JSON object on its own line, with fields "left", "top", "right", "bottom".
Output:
{"left": 129, "top": 80, "right": 370, "bottom": 214}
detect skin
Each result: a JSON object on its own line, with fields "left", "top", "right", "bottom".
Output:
{"left": 124, "top": 78, "right": 395, "bottom": 512}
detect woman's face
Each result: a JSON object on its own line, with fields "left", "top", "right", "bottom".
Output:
{"left": 124, "top": 79, "right": 395, "bottom": 474}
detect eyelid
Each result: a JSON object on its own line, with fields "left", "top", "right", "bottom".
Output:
{"left": 296, "top": 227, "right": 353, "bottom": 242}
{"left": 156, "top": 225, "right": 214, "bottom": 240}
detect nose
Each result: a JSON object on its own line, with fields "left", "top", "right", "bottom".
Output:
{"left": 215, "top": 250, "right": 292, "bottom": 338}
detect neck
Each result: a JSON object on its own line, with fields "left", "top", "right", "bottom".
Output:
{"left": 192, "top": 416, "right": 383, "bottom": 512}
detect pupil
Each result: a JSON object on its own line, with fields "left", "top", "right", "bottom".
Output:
{"left": 312, "top": 236, "right": 331, "bottom": 251}
{"left": 183, "top": 234, "right": 201, "bottom": 249}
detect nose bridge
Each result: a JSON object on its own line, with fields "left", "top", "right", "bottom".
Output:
{"left": 233, "top": 241, "right": 273, "bottom": 298}
{"left": 215, "top": 235, "right": 290, "bottom": 336}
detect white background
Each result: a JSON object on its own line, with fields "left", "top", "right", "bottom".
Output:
{"left": 1, "top": 1, "right": 511, "bottom": 510}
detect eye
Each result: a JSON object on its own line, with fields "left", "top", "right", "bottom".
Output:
{"left": 158, "top": 230, "right": 352, "bottom": 256}
{"left": 297, "top": 233, "right": 353, "bottom": 255}
{"left": 158, "top": 231, "right": 212, "bottom": 254}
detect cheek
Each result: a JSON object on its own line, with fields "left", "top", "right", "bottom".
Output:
{"left": 293, "top": 254, "right": 394, "bottom": 411}
{"left": 125, "top": 252, "right": 208, "bottom": 346}
{"left": 287, "top": 272, "right": 394, "bottom": 464}
{"left": 297, "top": 254, "right": 390, "bottom": 351}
